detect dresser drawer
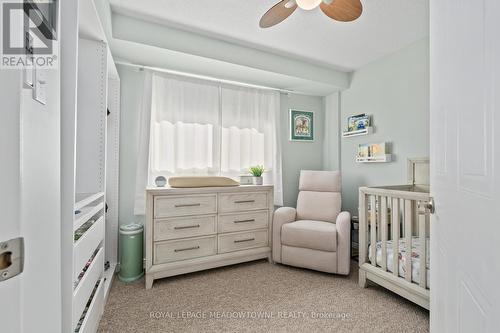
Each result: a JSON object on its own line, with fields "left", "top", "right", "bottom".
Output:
{"left": 218, "top": 210, "right": 268, "bottom": 233}
{"left": 218, "top": 192, "right": 268, "bottom": 213}
{"left": 154, "top": 236, "right": 217, "bottom": 264}
{"left": 154, "top": 215, "right": 216, "bottom": 241}
{"left": 218, "top": 230, "right": 268, "bottom": 254}
{"left": 154, "top": 194, "right": 217, "bottom": 218}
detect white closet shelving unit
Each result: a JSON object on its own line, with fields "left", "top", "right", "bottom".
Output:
{"left": 61, "top": 1, "right": 120, "bottom": 332}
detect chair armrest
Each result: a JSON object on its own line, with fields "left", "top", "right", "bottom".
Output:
{"left": 272, "top": 207, "right": 297, "bottom": 263}
{"left": 336, "top": 211, "right": 351, "bottom": 275}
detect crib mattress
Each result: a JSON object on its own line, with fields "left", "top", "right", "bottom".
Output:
{"left": 368, "top": 237, "right": 430, "bottom": 288}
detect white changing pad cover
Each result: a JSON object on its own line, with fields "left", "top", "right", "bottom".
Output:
{"left": 368, "top": 237, "right": 430, "bottom": 288}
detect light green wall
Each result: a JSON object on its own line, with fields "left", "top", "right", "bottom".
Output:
{"left": 116, "top": 65, "right": 325, "bottom": 226}
{"left": 117, "top": 38, "right": 429, "bottom": 222}
{"left": 280, "top": 93, "right": 325, "bottom": 207}
{"left": 117, "top": 66, "right": 147, "bottom": 226}
{"left": 340, "top": 38, "right": 430, "bottom": 215}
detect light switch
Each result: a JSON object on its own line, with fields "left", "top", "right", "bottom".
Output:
{"left": 33, "top": 68, "right": 47, "bottom": 105}
{"left": 24, "top": 32, "right": 34, "bottom": 88}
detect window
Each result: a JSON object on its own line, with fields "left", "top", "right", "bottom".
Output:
{"left": 135, "top": 72, "right": 283, "bottom": 213}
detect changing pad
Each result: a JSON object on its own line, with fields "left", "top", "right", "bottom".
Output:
{"left": 168, "top": 176, "right": 240, "bottom": 188}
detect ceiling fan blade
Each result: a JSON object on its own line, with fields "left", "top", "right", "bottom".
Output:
{"left": 320, "top": 0, "right": 363, "bottom": 22}
{"left": 259, "top": 1, "right": 298, "bottom": 28}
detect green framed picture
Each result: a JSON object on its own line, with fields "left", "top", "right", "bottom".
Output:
{"left": 290, "top": 109, "right": 314, "bottom": 142}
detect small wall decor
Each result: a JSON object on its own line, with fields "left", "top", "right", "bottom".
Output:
{"left": 342, "top": 114, "right": 373, "bottom": 138}
{"left": 356, "top": 142, "right": 392, "bottom": 163}
{"left": 290, "top": 109, "right": 314, "bottom": 142}
{"left": 347, "top": 113, "right": 371, "bottom": 132}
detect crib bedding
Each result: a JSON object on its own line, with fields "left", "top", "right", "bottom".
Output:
{"left": 368, "top": 237, "right": 430, "bottom": 288}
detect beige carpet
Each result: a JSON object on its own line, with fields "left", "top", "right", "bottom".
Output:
{"left": 98, "top": 260, "right": 429, "bottom": 333}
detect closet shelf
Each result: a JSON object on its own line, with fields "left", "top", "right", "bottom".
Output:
{"left": 356, "top": 154, "right": 392, "bottom": 163}
{"left": 342, "top": 127, "right": 373, "bottom": 138}
{"left": 75, "top": 192, "right": 104, "bottom": 211}
{"left": 74, "top": 202, "right": 104, "bottom": 232}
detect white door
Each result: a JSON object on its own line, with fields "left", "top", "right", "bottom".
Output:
{"left": 0, "top": 58, "right": 23, "bottom": 333}
{"left": 0, "top": 17, "right": 62, "bottom": 333}
{"left": 430, "top": 1, "right": 500, "bottom": 332}
{"left": 0, "top": 71, "right": 63, "bottom": 333}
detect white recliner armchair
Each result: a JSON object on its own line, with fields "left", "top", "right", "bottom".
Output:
{"left": 272, "top": 170, "right": 351, "bottom": 275}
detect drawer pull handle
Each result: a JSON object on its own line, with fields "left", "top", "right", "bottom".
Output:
{"left": 174, "top": 203, "right": 201, "bottom": 208}
{"left": 174, "top": 224, "right": 200, "bottom": 230}
{"left": 174, "top": 246, "right": 200, "bottom": 252}
{"left": 234, "top": 238, "right": 255, "bottom": 243}
{"left": 234, "top": 219, "right": 255, "bottom": 224}
{"left": 234, "top": 200, "right": 255, "bottom": 204}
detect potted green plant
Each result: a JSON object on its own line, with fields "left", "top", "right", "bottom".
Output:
{"left": 249, "top": 165, "right": 265, "bottom": 185}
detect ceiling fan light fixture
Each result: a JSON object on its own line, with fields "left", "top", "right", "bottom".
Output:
{"left": 296, "top": 0, "right": 322, "bottom": 10}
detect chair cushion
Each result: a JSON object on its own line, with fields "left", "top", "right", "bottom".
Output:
{"left": 296, "top": 191, "right": 341, "bottom": 223}
{"left": 299, "top": 170, "right": 341, "bottom": 192}
{"left": 281, "top": 220, "right": 337, "bottom": 252}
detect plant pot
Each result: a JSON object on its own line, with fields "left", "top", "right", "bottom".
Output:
{"left": 253, "top": 176, "right": 263, "bottom": 185}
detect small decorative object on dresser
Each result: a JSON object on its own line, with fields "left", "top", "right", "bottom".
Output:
{"left": 145, "top": 185, "right": 274, "bottom": 289}
{"left": 290, "top": 109, "right": 314, "bottom": 142}
{"left": 249, "top": 165, "right": 265, "bottom": 185}
{"left": 356, "top": 142, "right": 392, "bottom": 163}
{"left": 239, "top": 175, "right": 254, "bottom": 185}
{"left": 155, "top": 176, "right": 167, "bottom": 187}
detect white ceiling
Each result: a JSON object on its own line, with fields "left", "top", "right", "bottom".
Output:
{"left": 109, "top": 0, "right": 429, "bottom": 71}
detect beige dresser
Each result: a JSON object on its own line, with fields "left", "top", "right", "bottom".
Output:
{"left": 145, "top": 185, "right": 274, "bottom": 288}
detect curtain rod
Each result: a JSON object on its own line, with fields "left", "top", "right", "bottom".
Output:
{"left": 115, "top": 61, "right": 299, "bottom": 95}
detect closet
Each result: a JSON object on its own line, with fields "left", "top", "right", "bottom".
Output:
{"left": 61, "top": 1, "right": 120, "bottom": 332}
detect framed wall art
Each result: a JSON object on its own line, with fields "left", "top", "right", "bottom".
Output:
{"left": 290, "top": 109, "right": 314, "bottom": 142}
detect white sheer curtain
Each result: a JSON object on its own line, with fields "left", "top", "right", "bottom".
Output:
{"left": 134, "top": 72, "right": 283, "bottom": 215}
{"left": 149, "top": 73, "right": 220, "bottom": 177}
{"left": 220, "top": 85, "right": 283, "bottom": 205}
{"left": 134, "top": 71, "right": 152, "bottom": 215}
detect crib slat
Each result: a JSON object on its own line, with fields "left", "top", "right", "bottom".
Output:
{"left": 404, "top": 199, "right": 413, "bottom": 283}
{"left": 376, "top": 196, "right": 382, "bottom": 241}
{"left": 418, "top": 205, "right": 427, "bottom": 288}
{"left": 381, "top": 196, "right": 388, "bottom": 271}
{"left": 359, "top": 191, "right": 367, "bottom": 265}
{"left": 370, "top": 195, "right": 377, "bottom": 266}
{"left": 391, "top": 198, "right": 400, "bottom": 277}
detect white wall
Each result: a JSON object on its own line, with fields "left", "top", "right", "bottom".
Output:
{"left": 340, "top": 38, "right": 430, "bottom": 214}
{"left": 116, "top": 65, "right": 326, "bottom": 226}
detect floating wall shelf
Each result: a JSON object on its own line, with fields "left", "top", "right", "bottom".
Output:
{"left": 356, "top": 154, "right": 392, "bottom": 163}
{"left": 342, "top": 127, "right": 373, "bottom": 138}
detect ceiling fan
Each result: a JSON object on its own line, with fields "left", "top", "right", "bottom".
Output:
{"left": 259, "top": 0, "right": 363, "bottom": 28}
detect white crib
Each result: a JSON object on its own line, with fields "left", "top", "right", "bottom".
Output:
{"left": 358, "top": 158, "right": 431, "bottom": 309}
